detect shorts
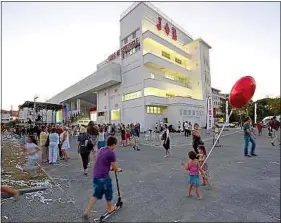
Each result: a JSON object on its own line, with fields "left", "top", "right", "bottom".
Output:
{"left": 188, "top": 175, "right": 200, "bottom": 187}
{"left": 93, "top": 177, "right": 113, "bottom": 201}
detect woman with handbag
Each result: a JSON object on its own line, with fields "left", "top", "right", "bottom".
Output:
{"left": 161, "top": 124, "right": 171, "bottom": 158}
{"left": 78, "top": 127, "right": 94, "bottom": 176}
{"left": 192, "top": 123, "right": 204, "bottom": 154}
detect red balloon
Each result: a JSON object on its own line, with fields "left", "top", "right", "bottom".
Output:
{"left": 229, "top": 76, "right": 256, "bottom": 108}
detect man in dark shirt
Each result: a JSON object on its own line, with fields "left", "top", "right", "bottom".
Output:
{"left": 243, "top": 116, "right": 257, "bottom": 157}
{"left": 271, "top": 116, "right": 280, "bottom": 146}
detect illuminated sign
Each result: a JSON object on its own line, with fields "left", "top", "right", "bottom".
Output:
{"left": 108, "top": 37, "right": 140, "bottom": 61}
{"left": 156, "top": 17, "right": 177, "bottom": 41}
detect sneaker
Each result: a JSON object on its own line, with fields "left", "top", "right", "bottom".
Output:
{"left": 271, "top": 142, "right": 275, "bottom": 146}
{"left": 251, "top": 153, "right": 257, "bottom": 156}
{"left": 244, "top": 154, "right": 251, "bottom": 157}
{"left": 197, "top": 196, "right": 202, "bottom": 200}
{"left": 84, "top": 169, "right": 88, "bottom": 176}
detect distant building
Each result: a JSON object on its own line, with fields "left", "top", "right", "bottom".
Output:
{"left": 211, "top": 87, "right": 226, "bottom": 117}
{"left": 1, "top": 109, "right": 18, "bottom": 124}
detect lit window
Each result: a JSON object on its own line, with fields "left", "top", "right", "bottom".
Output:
{"left": 150, "top": 73, "right": 155, "bottom": 79}
{"left": 146, "top": 106, "right": 164, "bottom": 114}
{"left": 162, "top": 51, "right": 171, "bottom": 59}
{"left": 175, "top": 58, "right": 182, "bottom": 64}
{"left": 123, "top": 91, "right": 142, "bottom": 101}
{"left": 111, "top": 109, "right": 120, "bottom": 121}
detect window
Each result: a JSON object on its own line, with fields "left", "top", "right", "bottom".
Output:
{"left": 150, "top": 73, "right": 155, "bottom": 79}
{"left": 104, "top": 92, "right": 106, "bottom": 96}
{"left": 111, "top": 109, "right": 120, "bottom": 121}
{"left": 114, "top": 89, "right": 118, "bottom": 93}
{"left": 144, "top": 87, "right": 191, "bottom": 98}
{"left": 175, "top": 58, "right": 182, "bottom": 64}
{"left": 183, "top": 110, "right": 187, "bottom": 115}
{"left": 123, "top": 91, "right": 142, "bottom": 101}
{"left": 161, "top": 51, "right": 170, "bottom": 59}
{"left": 146, "top": 106, "right": 164, "bottom": 114}
{"left": 123, "top": 37, "right": 128, "bottom": 45}
{"left": 115, "top": 103, "right": 118, "bottom": 108}
{"left": 192, "top": 111, "right": 195, "bottom": 116}
{"left": 132, "top": 31, "right": 136, "bottom": 39}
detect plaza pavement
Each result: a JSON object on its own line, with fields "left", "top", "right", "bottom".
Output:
{"left": 1, "top": 129, "right": 280, "bottom": 222}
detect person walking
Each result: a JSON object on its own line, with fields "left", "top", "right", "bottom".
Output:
{"left": 60, "top": 127, "right": 70, "bottom": 161}
{"left": 162, "top": 124, "right": 171, "bottom": 158}
{"left": 48, "top": 127, "right": 60, "bottom": 164}
{"left": 192, "top": 123, "right": 204, "bottom": 154}
{"left": 271, "top": 116, "right": 280, "bottom": 146}
{"left": 243, "top": 117, "right": 257, "bottom": 157}
{"left": 39, "top": 126, "right": 49, "bottom": 163}
{"left": 184, "top": 121, "right": 189, "bottom": 137}
{"left": 77, "top": 127, "right": 93, "bottom": 176}
{"left": 87, "top": 121, "right": 99, "bottom": 159}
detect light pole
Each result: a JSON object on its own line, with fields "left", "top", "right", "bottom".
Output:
{"left": 33, "top": 95, "right": 38, "bottom": 124}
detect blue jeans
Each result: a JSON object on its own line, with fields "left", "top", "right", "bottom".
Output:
{"left": 244, "top": 136, "right": 256, "bottom": 155}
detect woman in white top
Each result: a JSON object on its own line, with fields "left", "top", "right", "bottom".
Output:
{"left": 19, "top": 135, "right": 41, "bottom": 178}
{"left": 97, "top": 127, "right": 106, "bottom": 150}
{"left": 60, "top": 127, "right": 70, "bottom": 161}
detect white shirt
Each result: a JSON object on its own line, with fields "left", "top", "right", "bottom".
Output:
{"left": 184, "top": 123, "right": 189, "bottom": 130}
{"left": 98, "top": 132, "right": 105, "bottom": 141}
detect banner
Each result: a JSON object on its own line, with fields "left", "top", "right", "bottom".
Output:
{"left": 207, "top": 96, "right": 213, "bottom": 130}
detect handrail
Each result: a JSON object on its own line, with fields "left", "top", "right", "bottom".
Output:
{"left": 120, "top": 2, "right": 193, "bottom": 40}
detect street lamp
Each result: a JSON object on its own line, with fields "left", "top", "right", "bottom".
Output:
{"left": 33, "top": 95, "right": 38, "bottom": 123}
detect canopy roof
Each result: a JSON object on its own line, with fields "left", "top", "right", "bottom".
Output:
{"left": 19, "top": 101, "right": 63, "bottom": 111}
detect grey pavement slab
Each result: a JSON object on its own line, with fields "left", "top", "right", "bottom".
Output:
{"left": 1, "top": 131, "right": 280, "bottom": 222}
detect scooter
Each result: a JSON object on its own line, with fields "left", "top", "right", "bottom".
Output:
{"left": 95, "top": 170, "right": 123, "bottom": 223}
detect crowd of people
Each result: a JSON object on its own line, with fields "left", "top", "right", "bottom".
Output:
{"left": 1, "top": 115, "right": 279, "bottom": 216}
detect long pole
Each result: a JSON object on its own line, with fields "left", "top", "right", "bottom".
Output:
{"left": 254, "top": 103, "right": 257, "bottom": 124}
{"left": 201, "top": 109, "right": 233, "bottom": 167}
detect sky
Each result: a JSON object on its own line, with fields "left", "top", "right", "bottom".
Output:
{"left": 2, "top": 1, "right": 280, "bottom": 110}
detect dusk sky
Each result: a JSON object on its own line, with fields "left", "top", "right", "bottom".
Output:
{"left": 2, "top": 2, "right": 280, "bottom": 110}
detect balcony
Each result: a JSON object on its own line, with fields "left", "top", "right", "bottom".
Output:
{"left": 143, "top": 53, "right": 191, "bottom": 77}
{"left": 144, "top": 95, "right": 169, "bottom": 106}
{"left": 143, "top": 31, "right": 191, "bottom": 59}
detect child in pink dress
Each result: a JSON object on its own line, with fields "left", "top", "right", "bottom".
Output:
{"left": 181, "top": 151, "right": 205, "bottom": 200}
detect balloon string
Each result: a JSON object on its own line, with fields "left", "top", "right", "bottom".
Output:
{"left": 201, "top": 109, "right": 234, "bottom": 168}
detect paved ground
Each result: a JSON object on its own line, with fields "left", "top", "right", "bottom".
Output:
{"left": 2, "top": 129, "right": 280, "bottom": 222}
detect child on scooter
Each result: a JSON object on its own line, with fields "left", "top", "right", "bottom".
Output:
{"left": 83, "top": 136, "right": 122, "bottom": 219}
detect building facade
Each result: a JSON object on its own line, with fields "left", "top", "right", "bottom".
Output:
{"left": 211, "top": 87, "right": 226, "bottom": 118}
{"left": 48, "top": 2, "right": 212, "bottom": 131}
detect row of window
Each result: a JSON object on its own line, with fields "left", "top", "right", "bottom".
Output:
{"left": 180, "top": 109, "right": 204, "bottom": 116}
{"left": 122, "top": 88, "right": 192, "bottom": 102}
{"left": 123, "top": 30, "right": 137, "bottom": 45}
{"left": 161, "top": 51, "right": 182, "bottom": 65}
{"left": 123, "top": 91, "right": 142, "bottom": 101}
{"left": 147, "top": 106, "right": 164, "bottom": 114}
{"left": 122, "top": 45, "right": 140, "bottom": 59}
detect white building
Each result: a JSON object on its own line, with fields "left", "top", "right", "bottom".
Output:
{"left": 48, "top": 2, "right": 212, "bottom": 131}
{"left": 212, "top": 87, "right": 226, "bottom": 117}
